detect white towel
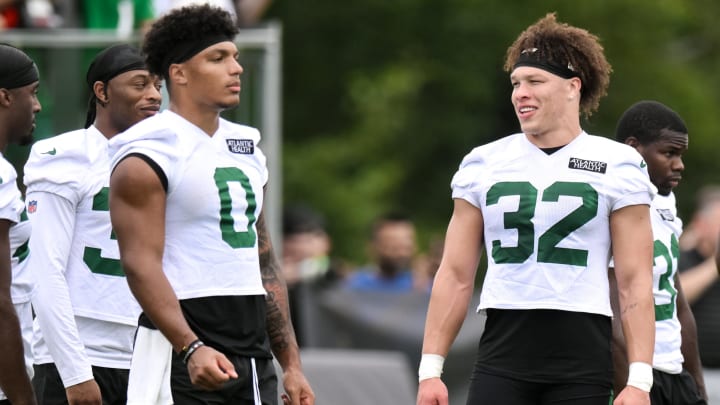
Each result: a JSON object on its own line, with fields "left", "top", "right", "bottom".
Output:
{"left": 126, "top": 326, "right": 173, "bottom": 405}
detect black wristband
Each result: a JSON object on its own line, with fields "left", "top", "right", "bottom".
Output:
{"left": 180, "top": 339, "right": 205, "bottom": 364}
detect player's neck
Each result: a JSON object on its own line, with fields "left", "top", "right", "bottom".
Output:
{"left": 525, "top": 124, "right": 582, "bottom": 149}
{"left": 92, "top": 117, "right": 121, "bottom": 140}
{"left": 170, "top": 102, "right": 220, "bottom": 137}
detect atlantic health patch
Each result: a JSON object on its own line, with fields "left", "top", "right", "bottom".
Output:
{"left": 656, "top": 208, "right": 675, "bottom": 221}
{"left": 568, "top": 157, "right": 607, "bottom": 174}
{"left": 226, "top": 139, "right": 254, "bottom": 154}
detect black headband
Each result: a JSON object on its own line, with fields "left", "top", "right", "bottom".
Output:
{"left": 160, "top": 35, "right": 232, "bottom": 78}
{"left": 0, "top": 44, "right": 39, "bottom": 89}
{"left": 85, "top": 44, "right": 147, "bottom": 128}
{"left": 86, "top": 44, "right": 146, "bottom": 89}
{"left": 513, "top": 47, "right": 580, "bottom": 80}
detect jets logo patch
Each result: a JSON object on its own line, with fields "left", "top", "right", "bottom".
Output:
{"left": 226, "top": 139, "right": 254, "bottom": 154}
{"left": 568, "top": 157, "right": 607, "bottom": 174}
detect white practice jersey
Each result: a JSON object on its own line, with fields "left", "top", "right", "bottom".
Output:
{"left": 24, "top": 127, "right": 140, "bottom": 382}
{"left": 452, "top": 132, "right": 655, "bottom": 316}
{"left": 0, "top": 155, "right": 34, "bottom": 401}
{"left": 110, "top": 110, "right": 268, "bottom": 299}
{"left": 649, "top": 192, "right": 684, "bottom": 374}
{"left": 0, "top": 155, "right": 33, "bottom": 304}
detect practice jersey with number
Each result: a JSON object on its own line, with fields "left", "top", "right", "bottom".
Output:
{"left": 0, "top": 155, "right": 33, "bottom": 304}
{"left": 24, "top": 127, "right": 141, "bottom": 376}
{"left": 452, "top": 132, "right": 654, "bottom": 316}
{"left": 110, "top": 110, "right": 268, "bottom": 300}
{"left": 649, "top": 192, "right": 684, "bottom": 374}
{"left": 25, "top": 127, "right": 141, "bottom": 325}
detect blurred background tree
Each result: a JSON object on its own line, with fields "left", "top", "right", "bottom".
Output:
{"left": 269, "top": 0, "right": 720, "bottom": 264}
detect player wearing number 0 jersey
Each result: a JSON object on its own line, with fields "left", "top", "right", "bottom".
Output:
{"left": 110, "top": 5, "right": 314, "bottom": 404}
{"left": 111, "top": 110, "right": 269, "bottom": 302}
{"left": 24, "top": 44, "right": 161, "bottom": 404}
{"left": 611, "top": 100, "right": 707, "bottom": 404}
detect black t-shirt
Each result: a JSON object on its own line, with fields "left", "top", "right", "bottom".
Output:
{"left": 474, "top": 308, "right": 612, "bottom": 386}
{"left": 139, "top": 294, "right": 272, "bottom": 359}
{"left": 678, "top": 248, "right": 720, "bottom": 367}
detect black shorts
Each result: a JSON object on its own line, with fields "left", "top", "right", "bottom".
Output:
{"left": 651, "top": 369, "right": 706, "bottom": 405}
{"left": 466, "top": 371, "right": 613, "bottom": 405}
{"left": 170, "top": 350, "right": 278, "bottom": 405}
{"left": 474, "top": 309, "right": 612, "bottom": 384}
{"left": 32, "top": 363, "right": 128, "bottom": 405}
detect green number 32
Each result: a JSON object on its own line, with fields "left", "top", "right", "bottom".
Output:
{"left": 654, "top": 234, "right": 679, "bottom": 321}
{"left": 486, "top": 181, "right": 598, "bottom": 266}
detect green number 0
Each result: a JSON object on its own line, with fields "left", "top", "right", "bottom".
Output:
{"left": 654, "top": 234, "right": 679, "bottom": 321}
{"left": 214, "top": 167, "right": 257, "bottom": 248}
{"left": 487, "top": 181, "right": 598, "bottom": 266}
{"left": 82, "top": 187, "right": 124, "bottom": 277}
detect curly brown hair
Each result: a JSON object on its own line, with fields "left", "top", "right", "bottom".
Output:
{"left": 503, "top": 13, "right": 612, "bottom": 117}
{"left": 142, "top": 4, "right": 238, "bottom": 82}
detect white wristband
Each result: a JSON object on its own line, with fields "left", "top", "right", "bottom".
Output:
{"left": 418, "top": 354, "right": 445, "bottom": 382}
{"left": 626, "top": 362, "right": 653, "bottom": 392}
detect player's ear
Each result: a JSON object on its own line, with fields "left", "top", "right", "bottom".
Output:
{"left": 93, "top": 81, "right": 108, "bottom": 105}
{"left": 0, "top": 88, "right": 12, "bottom": 107}
{"left": 625, "top": 136, "right": 640, "bottom": 148}
{"left": 168, "top": 63, "right": 188, "bottom": 87}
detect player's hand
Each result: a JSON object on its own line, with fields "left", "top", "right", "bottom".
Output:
{"left": 417, "top": 377, "right": 449, "bottom": 405}
{"left": 187, "top": 345, "right": 238, "bottom": 390}
{"left": 613, "top": 385, "right": 650, "bottom": 405}
{"left": 66, "top": 379, "right": 102, "bottom": 405}
{"left": 281, "top": 366, "right": 315, "bottom": 405}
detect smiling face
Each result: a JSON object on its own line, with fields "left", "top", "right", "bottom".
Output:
{"left": 510, "top": 66, "right": 581, "bottom": 138}
{"left": 102, "top": 69, "right": 162, "bottom": 134}
{"left": 633, "top": 129, "right": 688, "bottom": 196}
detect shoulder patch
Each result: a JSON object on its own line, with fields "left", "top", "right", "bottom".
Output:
{"left": 41, "top": 147, "right": 57, "bottom": 156}
{"left": 226, "top": 139, "right": 254, "bottom": 154}
{"left": 568, "top": 157, "right": 607, "bottom": 174}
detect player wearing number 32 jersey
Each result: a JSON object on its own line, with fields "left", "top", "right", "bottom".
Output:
{"left": 453, "top": 131, "right": 653, "bottom": 315}
{"left": 417, "top": 13, "right": 656, "bottom": 405}
{"left": 610, "top": 101, "right": 707, "bottom": 404}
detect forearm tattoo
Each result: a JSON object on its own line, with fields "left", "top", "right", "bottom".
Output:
{"left": 257, "top": 213, "right": 292, "bottom": 353}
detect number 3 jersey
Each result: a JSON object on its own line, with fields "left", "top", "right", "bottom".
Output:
{"left": 24, "top": 127, "right": 142, "bottom": 375}
{"left": 451, "top": 132, "right": 655, "bottom": 317}
{"left": 109, "top": 110, "right": 268, "bottom": 300}
{"left": 649, "top": 192, "right": 684, "bottom": 374}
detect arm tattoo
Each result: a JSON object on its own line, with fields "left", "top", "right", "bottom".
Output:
{"left": 257, "top": 213, "right": 292, "bottom": 353}
{"left": 621, "top": 302, "right": 639, "bottom": 315}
